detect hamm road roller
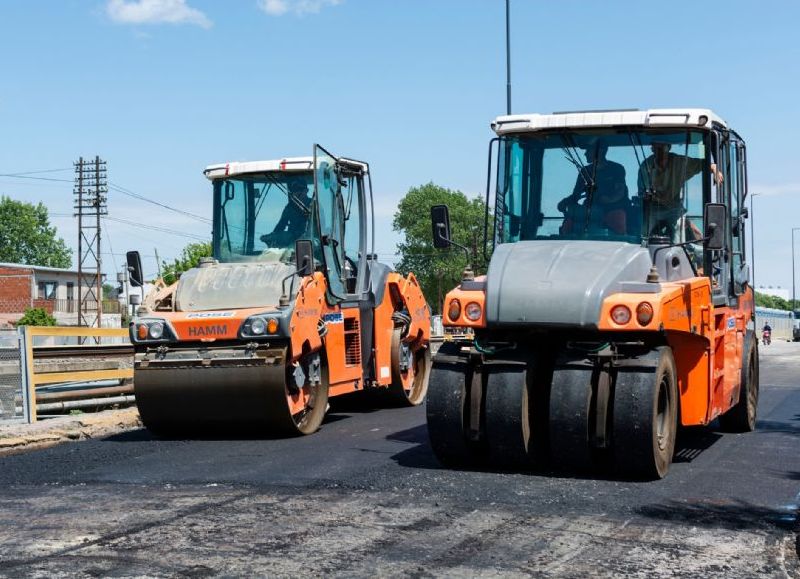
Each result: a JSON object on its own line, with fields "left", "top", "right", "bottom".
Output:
{"left": 128, "top": 145, "right": 431, "bottom": 435}
{"left": 427, "top": 108, "right": 757, "bottom": 478}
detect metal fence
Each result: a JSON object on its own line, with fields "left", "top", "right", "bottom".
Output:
{"left": 0, "top": 330, "right": 23, "bottom": 423}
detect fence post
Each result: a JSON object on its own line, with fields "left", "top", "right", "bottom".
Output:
{"left": 18, "top": 326, "right": 37, "bottom": 423}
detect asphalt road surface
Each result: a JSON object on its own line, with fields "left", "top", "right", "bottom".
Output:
{"left": 0, "top": 343, "right": 799, "bottom": 578}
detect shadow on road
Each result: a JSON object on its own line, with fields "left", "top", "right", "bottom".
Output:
{"left": 636, "top": 499, "right": 799, "bottom": 544}
{"left": 387, "top": 421, "right": 729, "bottom": 482}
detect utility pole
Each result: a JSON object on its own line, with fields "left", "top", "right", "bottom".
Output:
{"left": 505, "top": 0, "right": 512, "bottom": 115}
{"left": 73, "top": 156, "right": 107, "bottom": 332}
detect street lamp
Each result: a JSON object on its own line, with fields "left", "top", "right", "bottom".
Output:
{"left": 793, "top": 228, "right": 800, "bottom": 311}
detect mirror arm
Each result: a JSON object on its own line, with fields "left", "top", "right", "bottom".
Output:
{"left": 437, "top": 226, "right": 474, "bottom": 281}
{"left": 278, "top": 259, "right": 311, "bottom": 308}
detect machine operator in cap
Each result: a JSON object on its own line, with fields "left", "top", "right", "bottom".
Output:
{"left": 558, "top": 138, "right": 630, "bottom": 235}
{"left": 260, "top": 179, "right": 312, "bottom": 248}
{"left": 638, "top": 141, "right": 724, "bottom": 241}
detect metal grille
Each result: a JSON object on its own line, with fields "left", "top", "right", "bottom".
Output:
{"left": 0, "top": 332, "right": 22, "bottom": 422}
{"left": 344, "top": 318, "right": 361, "bottom": 367}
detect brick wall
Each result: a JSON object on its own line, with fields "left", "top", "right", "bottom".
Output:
{"left": 0, "top": 267, "right": 33, "bottom": 314}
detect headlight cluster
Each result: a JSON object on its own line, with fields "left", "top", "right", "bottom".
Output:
{"left": 134, "top": 320, "right": 171, "bottom": 342}
{"left": 609, "top": 302, "right": 654, "bottom": 327}
{"left": 241, "top": 315, "right": 280, "bottom": 338}
{"left": 447, "top": 299, "right": 483, "bottom": 323}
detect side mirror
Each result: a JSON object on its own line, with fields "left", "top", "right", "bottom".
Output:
{"left": 431, "top": 205, "right": 452, "bottom": 249}
{"left": 704, "top": 203, "right": 727, "bottom": 250}
{"left": 295, "top": 239, "right": 314, "bottom": 275}
{"left": 126, "top": 251, "right": 144, "bottom": 287}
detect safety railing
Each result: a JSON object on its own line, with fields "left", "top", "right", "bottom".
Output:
{"left": 0, "top": 331, "right": 23, "bottom": 424}
{"left": 19, "top": 326, "right": 133, "bottom": 423}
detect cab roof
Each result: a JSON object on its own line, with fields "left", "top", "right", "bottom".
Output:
{"left": 203, "top": 156, "right": 368, "bottom": 180}
{"left": 491, "top": 108, "right": 728, "bottom": 136}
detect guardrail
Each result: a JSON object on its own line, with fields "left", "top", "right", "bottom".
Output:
{"left": 19, "top": 326, "right": 133, "bottom": 423}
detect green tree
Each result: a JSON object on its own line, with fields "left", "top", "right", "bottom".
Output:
{"left": 0, "top": 197, "right": 71, "bottom": 268}
{"left": 755, "top": 291, "right": 795, "bottom": 311}
{"left": 15, "top": 307, "right": 56, "bottom": 327}
{"left": 393, "top": 183, "right": 490, "bottom": 313}
{"left": 161, "top": 241, "right": 212, "bottom": 285}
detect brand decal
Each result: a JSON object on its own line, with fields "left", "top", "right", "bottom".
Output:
{"left": 188, "top": 324, "right": 228, "bottom": 337}
{"left": 323, "top": 312, "right": 343, "bottom": 324}
{"left": 186, "top": 312, "right": 235, "bottom": 319}
{"left": 727, "top": 317, "right": 736, "bottom": 330}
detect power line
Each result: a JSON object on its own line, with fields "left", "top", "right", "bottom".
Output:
{"left": 108, "top": 181, "right": 212, "bottom": 224}
{"left": 0, "top": 167, "right": 72, "bottom": 176}
{"left": 104, "top": 215, "right": 209, "bottom": 241}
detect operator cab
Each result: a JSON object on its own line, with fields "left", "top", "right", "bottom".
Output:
{"left": 204, "top": 146, "right": 373, "bottom": 301}
{"left": 489, "top": 108, "right": 750, "bottom": 305}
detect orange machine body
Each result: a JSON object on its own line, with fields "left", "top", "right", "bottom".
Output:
{"left": 442, "top": 275, "right": 753, "bottom": 428}
{"left": 147, "top": 270, "right": 430, "bottom": 400}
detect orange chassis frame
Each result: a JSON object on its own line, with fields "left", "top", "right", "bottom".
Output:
{"left": 443, "top": 276, "right": 753, "bottom": 427}
{"left": 150, "top": 270, "right": 430, "bottom": 400}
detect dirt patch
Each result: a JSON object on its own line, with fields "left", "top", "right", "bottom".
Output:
{"left": 0, "top": 407, "right": 141, "bottom": 456}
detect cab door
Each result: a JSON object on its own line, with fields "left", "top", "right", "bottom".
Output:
{"left": 313, "top": 145, "right": 365, "bottom": 389}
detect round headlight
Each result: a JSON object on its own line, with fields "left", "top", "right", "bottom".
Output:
{"left": 636, "top": 302, "right": 654, "bottom": 326}
{"left": 465, "top": 302, "right": 482, "bottom": 322}
{"left": 447, "top": 299, "right": 461, "bottom": 323}
{"left": 148, "top": 322, "right": 164, "bottom": 340}
{"left": 610, "top": 305, "right": 631, "bottom": 325}
{"left": 250, "top": 317, "right": 267, "bottom": 335}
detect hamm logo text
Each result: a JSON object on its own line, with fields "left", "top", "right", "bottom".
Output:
{"left": 188, "top": 324, "right": 228, "bottom": 337}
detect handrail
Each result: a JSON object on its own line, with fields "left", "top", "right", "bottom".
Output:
{"left": 19, "top": 326, "right": 132, "bottom": 423}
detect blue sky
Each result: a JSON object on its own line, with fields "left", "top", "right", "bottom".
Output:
{"left": 1, "top": 0, "right": 799, "bottom": 292}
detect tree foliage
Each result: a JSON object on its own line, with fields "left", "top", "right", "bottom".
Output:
{"left": 161, "top": 241, "right": 212, "bottom": 285}
{"left": 0, "top": 197, "right": 71, "bottom": 268}
{"left": 15, "top": 307, "right": 56, "bottom": 327}
{"left": 755, "top": 291, "right": 797, "bottom": 312}
{"left": 393, "top": 183, "right": 490, "bottom": 313}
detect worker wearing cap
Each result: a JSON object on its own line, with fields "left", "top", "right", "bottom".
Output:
{"left": 558, "top": 139, "right": 629, "bottom": 235}
{"left": 638, "top": 142, "right": 723, "bottom": 241}
{"left": 261, "top": 179, "right": 312, "bottom": 247}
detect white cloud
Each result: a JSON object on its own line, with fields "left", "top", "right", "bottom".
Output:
{"left": 258, "top": 0, "right": 342, "bottom": 17}
{"left": 106, "top": 0, "right": 212, "bottom": 28}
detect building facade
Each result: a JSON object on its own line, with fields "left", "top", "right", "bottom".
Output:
{"left": 0, "top": 262, "right": 120, "bottom": 327}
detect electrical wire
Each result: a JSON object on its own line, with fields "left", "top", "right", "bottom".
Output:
{"left": 108, "top": 182, "right": 211, "bottom": 224}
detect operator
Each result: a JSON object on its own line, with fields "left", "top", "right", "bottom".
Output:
{"left": 762, "top": 322, "right": 772, "bottom": 333}
{"left": 260, "top": 179, "right": 312, "bottom": 247}
{"left": 638, "top": 142, "right": 724, "bottom": 241}
{"left": 558, "top": 138, "right": 629, "bottom": 235}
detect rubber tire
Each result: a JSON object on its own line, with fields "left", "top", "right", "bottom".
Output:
{"left": 719, "top": 334, "right": 759, "bottom": 433}
{"left": 387, "top": 327, "right": 431, "bottom": 406}
{"left": 484, "top": 361, "right": 533, "bottom": 470}
{"left": 548, "top": 363, "right": 594, "bottom": 472}
{"left": 613, "top": 347, "right": 677, "bottom": 480}
{"left": 426, "top": 342, "right": 476, "bottom": 467}
{"left": 287, "top": 358, "right": 330, "bottom": 436}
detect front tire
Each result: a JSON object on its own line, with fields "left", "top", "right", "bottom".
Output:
{"left": 613, "top": 347, "right": 677, "bottom": 479}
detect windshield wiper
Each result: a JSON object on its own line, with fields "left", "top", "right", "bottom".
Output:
{"left": 263, "top": 173, "right": 310, "bottom": 215}
{"left": 560, "top": 135, "right": 593, "bottom": 194}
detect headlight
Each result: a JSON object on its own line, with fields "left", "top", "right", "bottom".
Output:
{"left": 447, "top": 299, "right": 461, "bottom": 322}
{"left": 250, "top": 317, "right": 267, "bottom": 335}
{"left": 133, "top": 319, "right": 171, "bottom": 342}
{"left": 465, "top": 302, "right": 482, "bottom": 322}
{"left": 636, "top": 302, "right": 654, "bottom": 326}
{"left": 148, "top": 321, "right": 164, "bottom": 340}
{"left": 241, "top": 316, "right": 280, "bottom": 338}
{"left": 610, "top": 305, "right": 631, "bottom": 325}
